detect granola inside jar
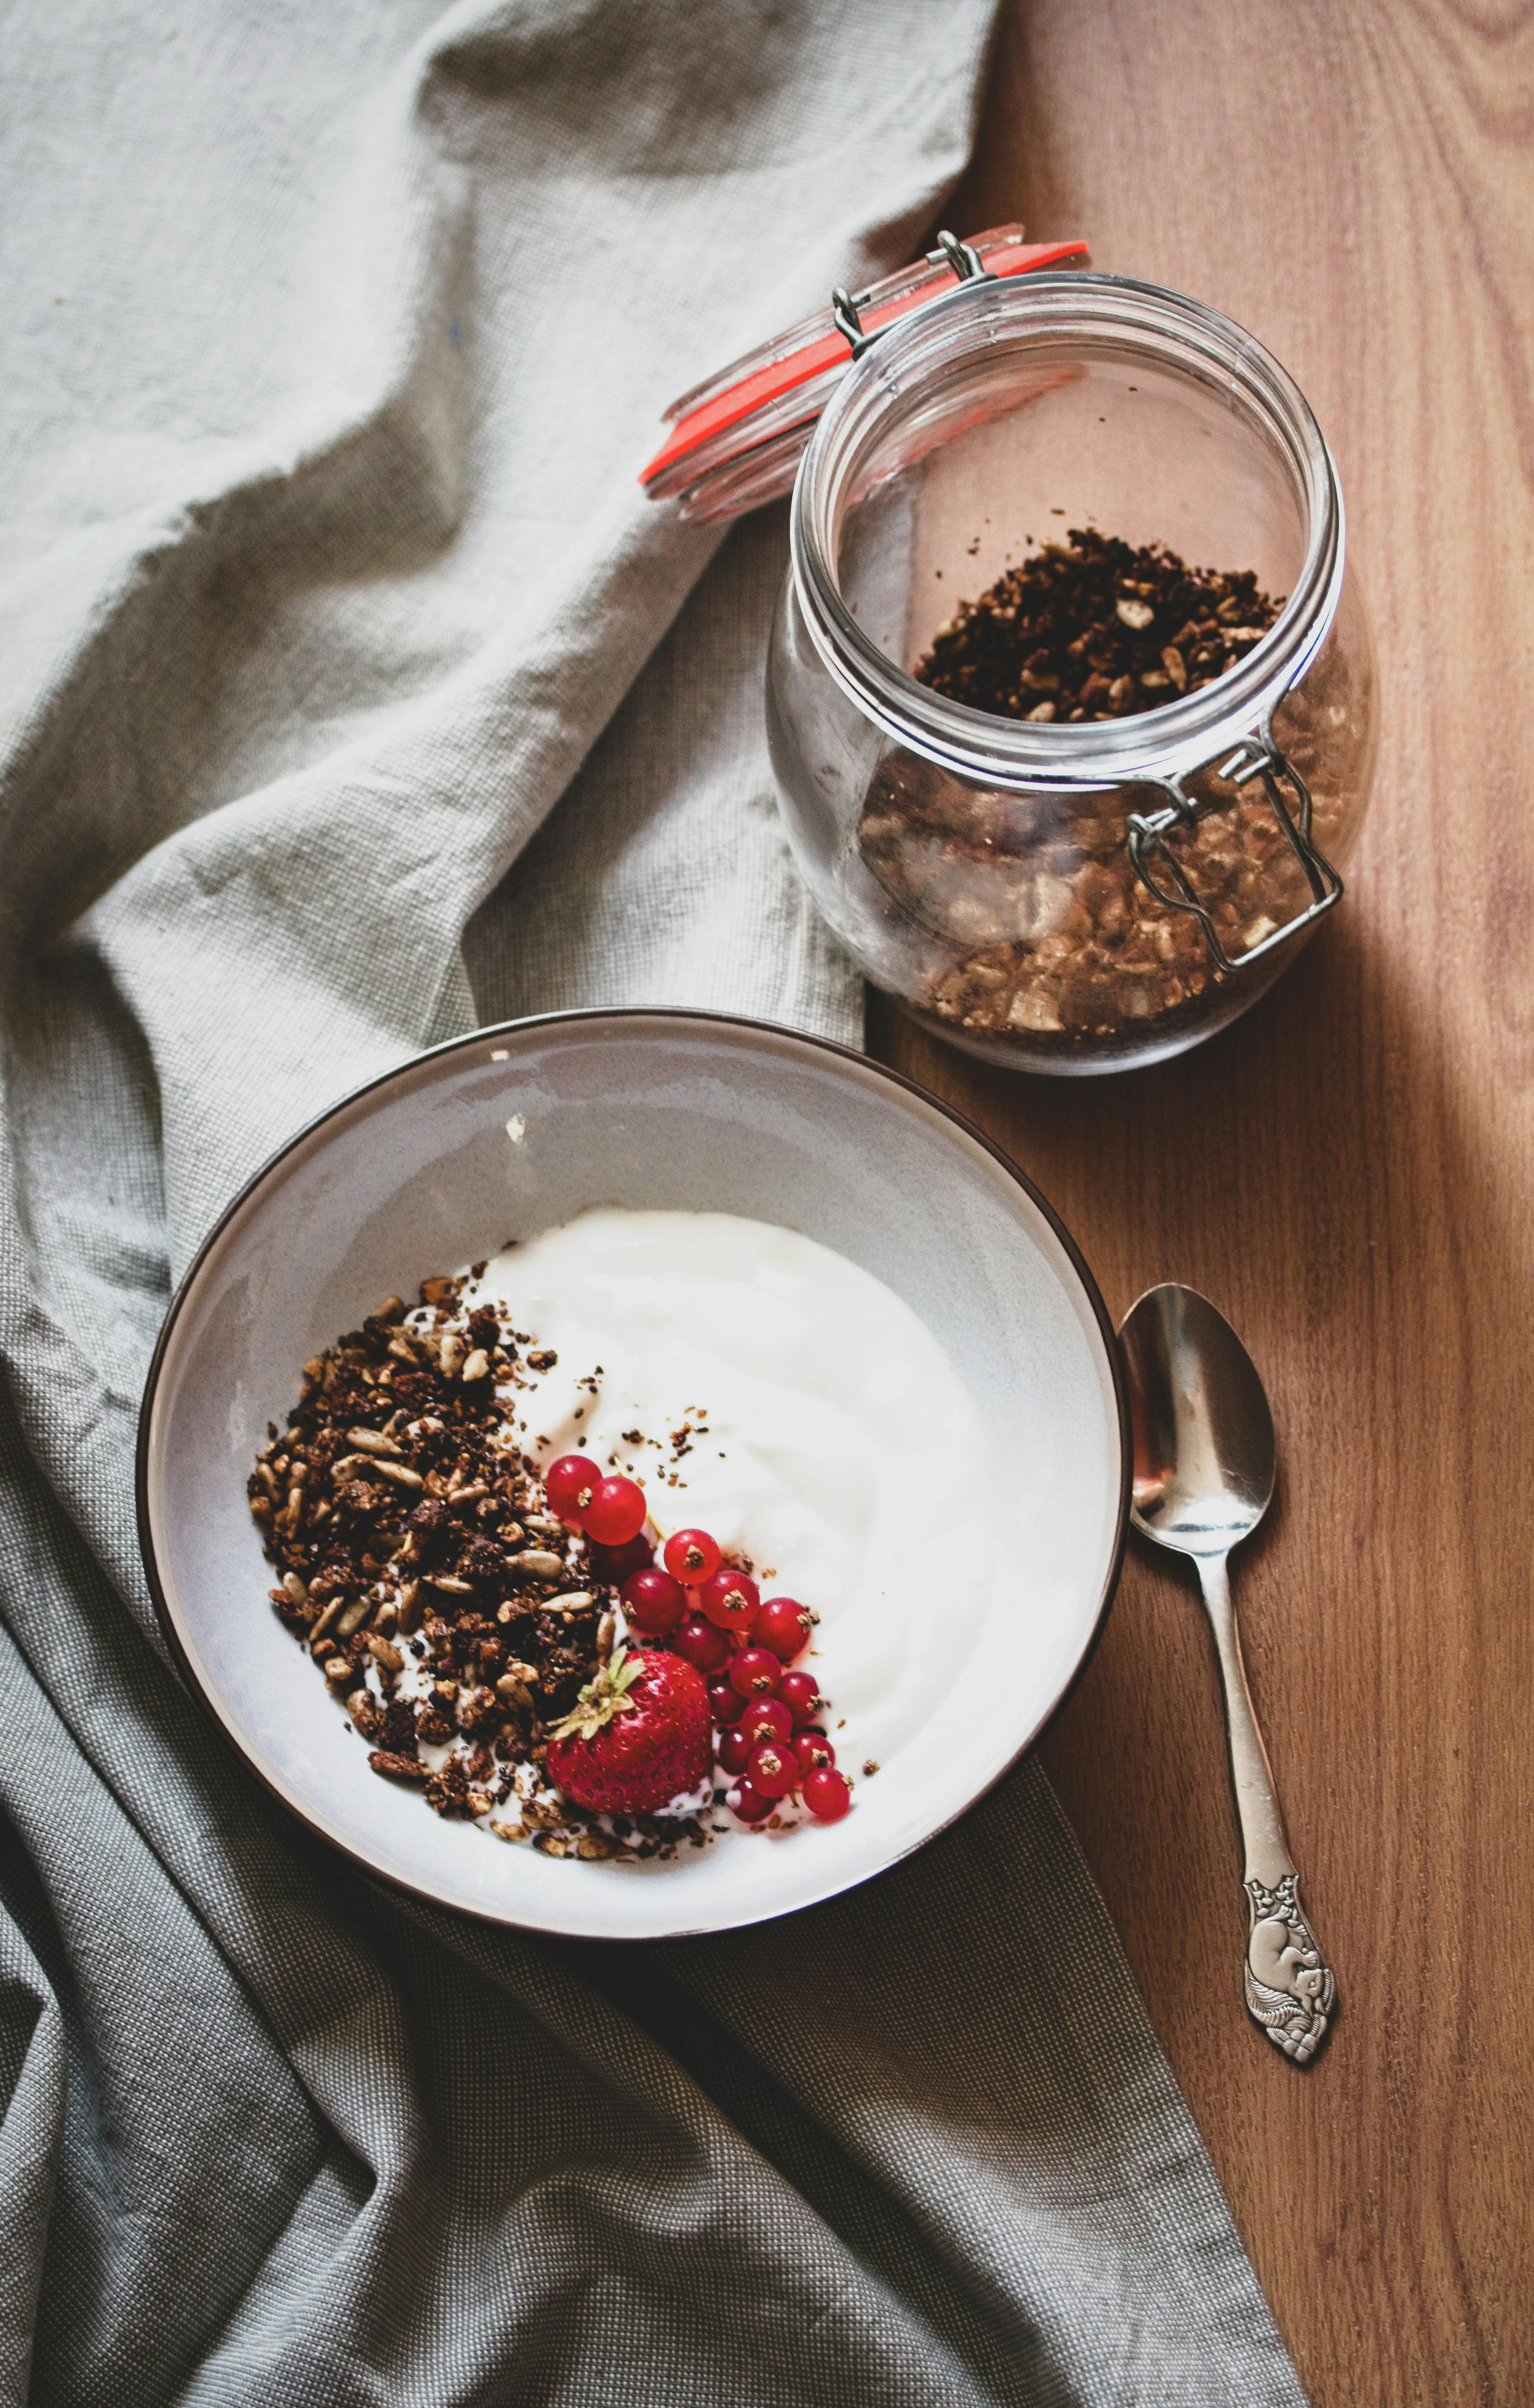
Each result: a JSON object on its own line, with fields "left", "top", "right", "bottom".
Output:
{"left": 767, "top": 272, "right": 1376, "bottom": 1074}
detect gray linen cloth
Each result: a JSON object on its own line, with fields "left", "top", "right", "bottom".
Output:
{"left": 0, "top": 4, "right": 1308, "bottom": 2402}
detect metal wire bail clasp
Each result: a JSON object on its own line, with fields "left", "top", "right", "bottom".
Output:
{"left": 831, "top": 230, "right": 994, "bottom": 360}
{"left": 1126, "top": 728, "right": 1345, "bottom": 975}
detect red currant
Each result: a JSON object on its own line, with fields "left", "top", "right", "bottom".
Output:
{"left": 716, "top": 1724, "right": 752, "bottom": 1775}
{"left": 621, "top": 1566, "right": 684, "bottom": 1637}
{"left": 697, "top": 1566, "right": 760, "bottom": 1634}
{"left": 793, "top": 1728, "right": 835, "bottom": 1776}
{"left": 546, "top": 1453, "right": 600, "bottom": 1524}
{"left": 775, "top": 1670, "right": 821, "bottom": 1725}
{"left": 662, "top": 1527, "right": 721, "bottom": 1586}
{"left": 739, "top": 1697, "right": 794, "bottom": 1754}
{"left": 753, "top": 1596, "right": 813, "bottom": 1662}
{"left": 583, "top": 1475, "right": 648, "bottom": 1546}
{"left": 730, "top": 1778, "right": 774, "bottom": 1824}
{"left": 803, "top": 1767, "right": 852, "bottom": 1822}
{"left": 706, "top": 1674, "right": 743, "bottom": 1724}
{"left": 727, "top": 1645, "right": 780, "bottom": 1699}
{"left": 746, "top": 1740, "right": 796, "bottom": 1799}
{"left": 589, "top": 1533, "right": 653, "bottom": 1583}
{"left": 673, "top": 1613, "right": 730, "bottom": 1675}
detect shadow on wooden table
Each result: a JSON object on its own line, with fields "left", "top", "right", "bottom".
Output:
{"left": 871, "top": 907, "right": 1530, "bottom": 2403}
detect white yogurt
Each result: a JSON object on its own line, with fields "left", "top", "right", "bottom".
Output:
{"left": 458, "top": 1208, "right": 994, "bottom": 1774}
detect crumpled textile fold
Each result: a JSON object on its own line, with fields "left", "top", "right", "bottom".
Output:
{"left": 0, "top": 3, "right": 1306, "bottom": 2400}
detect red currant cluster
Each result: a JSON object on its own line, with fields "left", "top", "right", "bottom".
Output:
{"left": 544, "top": 1456, "right": 852, "bottom": 1826}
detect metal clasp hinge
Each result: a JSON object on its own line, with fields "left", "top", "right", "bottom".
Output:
{"left": 1126, "top": 731, "right": 1344, "bottom": 975}
{"left": 831, "top": 230, "right": 995, "bottom": 360}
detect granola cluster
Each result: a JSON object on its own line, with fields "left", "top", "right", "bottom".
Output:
{"left": 859, "top": 752, "right": 1326, "bottom": 1044}
{"left": 854, "top": 527, "right": 1346, "bottom": 1053}
{"left": 247, "top": 1278, "right": 713, "bottom": 1859}
{"left": 912, "top": 527, "right": 1283, "bottom": 722}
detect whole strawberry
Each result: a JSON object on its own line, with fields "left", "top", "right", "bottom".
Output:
{"left": 546, "top": 1645, "right": 711, "bottom": 1816}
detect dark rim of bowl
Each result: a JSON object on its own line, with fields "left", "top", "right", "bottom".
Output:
{"left": 136, "top": 1006, "right": 1132, "bottom": 1940}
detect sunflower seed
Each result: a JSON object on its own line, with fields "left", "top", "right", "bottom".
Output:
{"left": 365, "top": 1634, "right": 404, "bottom": 1673}
{"left": 373, "top": 1460, "right": 424, "bottom": 1490}
{"left": 460, "top": 1348, "right": 491, "bottom": 1383}
{"left": 345, "top": 1426, "right": 402, "bottom": 1457}
{"left": 335, "top": 1595, "right": 373, "bottom": 1638}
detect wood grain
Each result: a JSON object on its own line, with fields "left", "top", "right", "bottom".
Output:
{"left": 871, "top": 5, "right": 1534, "bottom": 2399}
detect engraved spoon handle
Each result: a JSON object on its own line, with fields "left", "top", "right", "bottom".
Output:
{"left": 1195, "top": 1552, "right": 1336, "bottom": 2065}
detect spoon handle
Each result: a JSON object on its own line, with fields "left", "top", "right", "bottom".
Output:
{"left": 1195, "top": 1553, "right": 1336, "bottom": 2065}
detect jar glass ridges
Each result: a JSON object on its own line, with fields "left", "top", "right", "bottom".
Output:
{"left": 767, "top": 272, "right": 1376, "bottom": 1074}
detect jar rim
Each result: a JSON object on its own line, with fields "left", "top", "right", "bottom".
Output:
{"left": 788, "top": 271, "right": 1345, "bottom": 789}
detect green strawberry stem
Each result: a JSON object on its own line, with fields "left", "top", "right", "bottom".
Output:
{"left": 548, "top": 1645, "right": 644, "bottom": 1744}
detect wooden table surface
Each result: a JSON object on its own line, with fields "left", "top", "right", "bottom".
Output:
{"left": 871, "top": 5, "right": 1534, "bottom": 2400}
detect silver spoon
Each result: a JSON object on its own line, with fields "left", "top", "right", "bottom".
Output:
{"left": 1119, "top": 1283, "right": 1336, "bottom": 2065}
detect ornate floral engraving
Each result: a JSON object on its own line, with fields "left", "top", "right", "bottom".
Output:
{"left": 1243, "top": 1872, "right": 1336, "bottom": 2064}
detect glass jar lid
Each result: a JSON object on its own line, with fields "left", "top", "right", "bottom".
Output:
{"left": 639, "top": 226, "right": 1088, "bottom": 524}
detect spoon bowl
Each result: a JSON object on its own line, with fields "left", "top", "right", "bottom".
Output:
{"left": 1121, "top": 1284, "right": 1275, "bottom": 1557}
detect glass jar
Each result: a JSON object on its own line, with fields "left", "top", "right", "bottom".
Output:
{"left": 767, "top": 271, "right": 1376, "bottom": 1073}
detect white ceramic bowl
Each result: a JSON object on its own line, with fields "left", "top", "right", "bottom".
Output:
{"left": 138, "top": 1011, "right": 1127, "bottom": 1939}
